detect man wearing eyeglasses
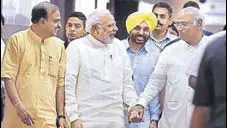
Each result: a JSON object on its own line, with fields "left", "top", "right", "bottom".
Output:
{"left": 128, "top": 7, "right": 205, "bottom": 128}
{"left": 174, "top": 7, "right": 209, "bottom": 90}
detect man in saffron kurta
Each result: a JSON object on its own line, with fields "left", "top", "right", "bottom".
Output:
{"left": 1, "top": 2, "right": 67, "bottom": 128}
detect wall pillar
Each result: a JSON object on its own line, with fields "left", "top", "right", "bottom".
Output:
{"left": 114, "top": 0, "right": 139, "bottom": 40}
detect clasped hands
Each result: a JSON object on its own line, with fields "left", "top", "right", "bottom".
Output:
{"left": 128, "top": 104, "right": 145, "bottom": 123}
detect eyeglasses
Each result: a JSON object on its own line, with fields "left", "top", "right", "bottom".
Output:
{"left": 175, "top": 21, "right": 194, "bottom": 28}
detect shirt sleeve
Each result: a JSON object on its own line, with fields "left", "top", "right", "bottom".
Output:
{"left": 148, "top": 96, "right": 161, "bottom": 121}
{"left": 137, "top": 50, "right": 168, "bottom": 107}
{"left": 1, "top": 36, "right": 19, "bottom": 80}
{"left": 122, "top": 50, "right": 138, "bottom": 107}
{"left": 193, "top": 49, "right": 213, "bottom": 106}
{"left": 57, "top": 44, "right": 67, "bottom": 87}
{"left": 64, "top": 44, "right": 81, "bottom": 122}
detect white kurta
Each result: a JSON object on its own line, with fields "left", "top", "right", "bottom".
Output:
{"left": 138, "top": 40, "right": 196, "bottom": 128}
{"left": 65, "top": 35, "right": 137, "bottom": 128}
{"left": 186, "top": 31, "right": 226, "bottom": 77}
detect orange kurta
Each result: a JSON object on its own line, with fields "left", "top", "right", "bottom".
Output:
{"left": 1, "top": 28, "right": 66, "bottom": 128}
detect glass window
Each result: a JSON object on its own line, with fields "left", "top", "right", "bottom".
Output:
{"left": 2, "top": 0, "right": 50, "bottom": 26}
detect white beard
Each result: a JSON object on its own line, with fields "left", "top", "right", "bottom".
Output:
{"left": 103, "top": 37, "right": 114, "bottom": 44}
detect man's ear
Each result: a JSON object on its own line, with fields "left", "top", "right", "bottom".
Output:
{"left": 90, "top": 24, "right": 97, "bottom": 34}
{"left": 197, "top": 19, "right": 203, "bottom": 28}
{"left": 92, "top": 24, "right": 100, "bottom": 34}
{"left": 168, "top": 17, "right": 173, "bottom": 26}
{"left": 39, "top": 17, "right": 46, "bottom": 25}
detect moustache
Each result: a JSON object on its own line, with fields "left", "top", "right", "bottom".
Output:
{"left": 157, "top": 21, "right": 164, "bottom": 26}
{"left": 110, "top": 32, "right": 116, "bottom": 37}
{"left": 136, "top": 35, "right": 146, "bottom": 39}
{"left": 56, "top": 25, "right": 61, "bottom": 30}
{"left": 134, "top": 35, "right": 148, "bottom": 41}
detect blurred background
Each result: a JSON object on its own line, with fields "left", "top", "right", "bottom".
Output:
{"left": 1, "top": 0, "right": 226, "bottom": 41}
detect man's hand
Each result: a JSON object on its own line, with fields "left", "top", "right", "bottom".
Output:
{"left": 15, "top": 103, "right": 35, "bottom": 126}
{"left": 149, "top": 120, "right": 158, "bottom": 128}
{"left": 71, "top": 119, "right": 84, "bottom": 128}
{"left": 128, "top": 105, "right": 144, "bottom": 123}
{"left": 57, "top": 117, "right": 68, "bottom": 128}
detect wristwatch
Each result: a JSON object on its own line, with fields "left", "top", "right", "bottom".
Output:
{"left": 57, "top": 115, "right": 66, "bottom": 119}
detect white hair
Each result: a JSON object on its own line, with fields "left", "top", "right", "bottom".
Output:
{"left": 181, "top": 7, "right": 205, "bottom": 29}
{"left": 85, "top": 9, "right": 111, "bottom": 33}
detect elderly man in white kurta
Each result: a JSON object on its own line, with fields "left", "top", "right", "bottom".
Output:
{"left": 65, "top": 9, "right": 138, "bottom": 128}
{"left": 128, "top": 7, "right": 208, "bottom": 128}
{"left": 186, "top": 30, "right": 226, "bottom": 88}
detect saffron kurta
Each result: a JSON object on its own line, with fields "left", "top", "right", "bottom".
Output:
{"left": 1, "top": 28, "right": 66, "bottom": 128}
{"left": 65, "top": 35, "right": 137, "bottom": 128}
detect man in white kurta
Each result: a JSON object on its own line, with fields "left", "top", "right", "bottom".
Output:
{"left": 135, "top": 39, "right": 196, "bottom": 128}
{"left": 65, "top": 9, "right": 137, "bottom": 128}
{"left": 129, "top": 7, "right": 208, "bottom": 128}
{"left": 186, "top": 30, "right": 226, "bottom": 77}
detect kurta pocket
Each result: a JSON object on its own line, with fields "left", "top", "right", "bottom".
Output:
{"left": 48, "top": 59, "right": 59, "bottom": 77}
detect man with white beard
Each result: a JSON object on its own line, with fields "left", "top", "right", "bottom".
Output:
{"left": 65, "top": 9, "right": 138, "bottom": 128}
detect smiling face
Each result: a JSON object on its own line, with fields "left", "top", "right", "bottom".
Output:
{"left": 129, "top": 21, "right": 150, "bottom": 45}
{"left": 65, "top": 17, "right": 85, "bottom": 41}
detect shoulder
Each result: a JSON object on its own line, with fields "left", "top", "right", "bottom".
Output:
{"left": 50, "top": 36, "right": 64, "bottom": 44}
{"left": 163, "top": 39, "right": 187, "bottom": 53}
{"left": 47, "top": 36, "right": 65, "bottom": 50}
{"left": 7, "top": 29, "right": 28, "bottom": 42}
{"left": 121, "top": 38, "right": 130, "bottom": 49}
{"left": 206, "top": 30, "right": 226, "bottom": 43}
{"left": 66, "top": 36, "right": 88, "bottom": 55}
{"left": 113, "top": 38, "right": 128, "bottom": 52}
{"left": 168, "top": 33, "right": 178, "bottom": 41}
{"left": 205, "top": 33, "right": 226, "bottom": 55}
{"left": 67, "top": 36, "right": 88, "bottom": 49}
{"left": 114, "top": 38, "right": 124, "bottom": 46}
{"left": 6, "top": 29, "right": 28, "bottom": 49}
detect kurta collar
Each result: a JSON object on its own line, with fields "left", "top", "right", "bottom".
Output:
{"left": 28, "top": 27, "right": 43, "bottom": 43}
{"left": 28, "top": 27, "right": 52, "bottom": 44}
